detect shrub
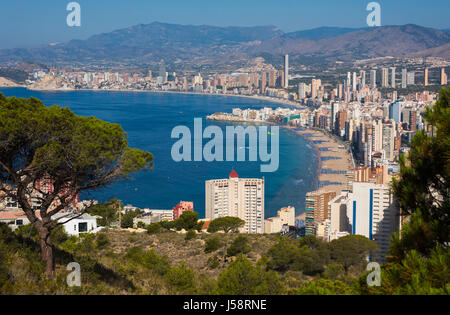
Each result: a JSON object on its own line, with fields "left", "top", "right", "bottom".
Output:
{"left": 95, "top": 233, "right": 110, "bottom": 250}
{"left": 217, "top": 255, "right": 284, "bottom": 295}
{"left": 227, "top": 235, "right": 251, "bottom": 257}
{"left": 205, "top": 236, "right": 223, "bottom": 253}
{"left": 185, "top": 230, "right": 197, "bottom": 241}
{"left": 146, "top": 222, "right": 163, "bottom": 234}
{"left": 165, "top": 262, "right": 196, "bottom": 292}
{"left": 207, "top": 256, "right": 220, "bottom": 269}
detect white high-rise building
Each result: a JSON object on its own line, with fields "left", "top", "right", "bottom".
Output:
{"left": 382, "top": 68, "right": 389, "bottom": 88}
{"left": 370, "top": 69, "right": 377, "bottom": 89}
{"left": 407, "top": 71, "right": 415, "bottom": 85}
{"left": 330, "top": 102, "right": 340, "bottom": 131}
{"left": 391, "top": 67, "right": 396, "bottom": 88}
{"left": 360, "top": 70, "right": 366, "bottom": 88}
{"left": 401, "top": 68, "right": 407, "bottom": 89}
{"left": 382, "top": 121, "right": 396, "bottom": 161}
{"left": 265, "top": 206, "right": 295, "bottom": 234}
{"left": 328, "top": 182, "right": 399, "bottom": 261}
{"left": 284, "top": 54, "right": 289, "bottom": 88}
{"left": 298, "top": 82, "right": 306, "bottom": 100}
{"left": 205, "top": 170, "right": 264, "bottom": 234}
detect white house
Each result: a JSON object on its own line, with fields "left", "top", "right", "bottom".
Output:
{"left": 52, "top": 213, "right": 99, "bottom": 236}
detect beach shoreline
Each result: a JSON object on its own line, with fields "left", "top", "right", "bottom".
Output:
{"left": 206, "top": 114, "right": 354, "bottom": 194}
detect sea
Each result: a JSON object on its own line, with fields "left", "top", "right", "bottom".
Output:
{"left": 0, "top": 88, "right": 318, "bottom": 218}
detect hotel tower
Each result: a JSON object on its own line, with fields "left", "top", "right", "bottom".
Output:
{"left": 205, "top": 169, "right": 264, "bottom": 234}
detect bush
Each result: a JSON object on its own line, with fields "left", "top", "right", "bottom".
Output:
{"left": 207, "top": 256, "right": 220, "bottom": 269}
{"left": 165, "top": 262, "right": 196, "bottom": 292}
{"left": 185, "top": 230, "right": 197, "bottom": 241}
{"left": 227, "top": 235, "right": 251, "bottom": 257}
{"left": 217, "top": 255, "right": 284, "bottom": 295}
{"left": 205, "top": 236, "right": 223, "bottom": 253}
{"left": 146, "top": 222, "right": 163, "bottom": 234}
{"left": 95, "top": 233, "right": 110, "bottom": 250}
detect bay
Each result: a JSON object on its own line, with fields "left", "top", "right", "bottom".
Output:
{"left": 0, "top": 88, "right": 318, "bottom": 218}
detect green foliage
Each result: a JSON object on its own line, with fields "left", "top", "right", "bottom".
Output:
{"left": 207, "top": 216, "right": 245, "bottom": 233}
{"left": 329, "top": 235, "right": 379, "bottom": 272}
{"left": 185, "top": 230, "right": 197, "bottom": 241}
{"left": 165, "top": 262, "right": 196, "bottom": 293}
{"left": 266, "top": 237, "right": 299, "bottom": 271}
{"left": 292, "top": 279, "right": 356, "bottom": 295}
{"left": 125, "top": 246, "right": 170, "bottom": 276}
{"left": 120, "top": 209, "right": 142, "bottom": 229}
{"left": 146, "top": 222, "right": 163, "bottom": 235}
{"left": 266, "top": 235, "right": 377, "bottom": 276}
{"left": 217, "top": 255, "right": 284, "bottom": 295}
{"left": 227, "top": 235, "right": 251, "bottom": 257}
{"left": 87, "top": 200, "right": 120, "bottom": 227}
{"left": 207, "top": 255, "right": 220, "bottom": 269}
{"left": 174, "top": 211, "right": 202, "bottom": 231}
{"left": 323, "top": 263, "right": 345, "bottom": 281}
{"left": 160, "top": 220, "right": 175, "bottom": 230}
{"left": 0, "top": 93, "right": 154, "bottom": 194}
{"left": 95, "top": 233, "right": 110, "bottom": 250}
{"left": 204, "top": 236, "right": 223, "bottom": 253}
{"left": 392, "top": 86, "right": 450, "bottom": 257}
{"left": 15, "top": 224, "right": 68, "bottom": 246}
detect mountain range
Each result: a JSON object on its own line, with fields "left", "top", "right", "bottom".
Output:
{"left": 1, "top": 22, "right": 449, "bottom": 68}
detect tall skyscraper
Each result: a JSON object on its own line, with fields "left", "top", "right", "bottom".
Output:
{"left": 305, "top": 190, "right": 337, "bottom": 236}
{"left": 382, "top": 121, "right": 396, "bottom": 161}
{"left": 205, "top": 170, "right": 264, "bottom": 234}
{"left": 382, "top": 68, "right": 389, "bottom": 88}
{"left": 284, "top": 54, "right": 289, "bottom": 88}
{"left": 401, "top": 68, "right": 407, "bottom": 89}
{"left": 389, "top": 100, "right": 402, "bottom": 123}
{"left": 441, "top": 68, "right": 448, "bottom": 85}
{"left": 330, "top": 102, "right": 339, "bottom": 132}
{"left": 298, "top": 82, "right": 306, "bottom": 100}
{"left": 261, "top": 71, "right": 267, "bottom": 94}
{"left": 159, "top": 59, "right": 166, "bottom": 82}
{"left": 328, "top": 182, "right": 399, "bottom": 261}
{"left": 390, "top": 67, "right": 396, "bottom": 88}
{"left": 352, "top": 72, "right": 357, "bottom": 91}
{"left": 370, "top": 69, "right": 377, "bottom": 89}
{"left": 360, "top": 70, "right": 366, "bottom": 88}
{"left": 424, "top": 68, "right": 429, "bottom": 86}
{"left": 407, "top": 71, "right": 415, "bottom": 85}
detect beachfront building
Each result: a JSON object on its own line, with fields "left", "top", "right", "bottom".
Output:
{"left": 264, "top": 206, "right": 295, "bottom": 234}
{"left": 305, "top": 190, "right": 337, "bottom": 236}
{"left": 173, "top": 201, "right": 194, "bottom": 220}
{"left": 134, "top": 209, "right": 174, "bottom": 227}
{"left": 205, "top": 169, "right": 264, "bottom": 234}
{"left": 327, "top": 182, "right": 400, "bottom": 261}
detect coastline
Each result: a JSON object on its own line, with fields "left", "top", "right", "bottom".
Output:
{"left": 206, "top": 114, "right": 353, "bottom": 194}
{"left": 1, "top": 85, "right": 302, "bottom": 108}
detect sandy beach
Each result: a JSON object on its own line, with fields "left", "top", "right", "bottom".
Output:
{"left": 292, "top": 128, "right": 354, "bottom": 193}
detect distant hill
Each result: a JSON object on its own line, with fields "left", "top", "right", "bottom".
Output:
{"left": 410, "top": 42, "right": 450, "bottom": 60}
{"left": 0, "top": 22, "right": 449, "bottom": 67}
{"left": 283, "top": 26, "right": 367, "bottom": 40}
{"left": 251, "top": 24, "right": 450, "bottom": 61}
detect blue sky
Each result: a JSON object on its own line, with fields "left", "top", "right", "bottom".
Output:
{"left": 1, "top": 0, "right": 449, "bottom": 49}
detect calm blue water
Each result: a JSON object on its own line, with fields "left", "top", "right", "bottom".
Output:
{"left": 0, "top": 88, "right": 318, "bottom": 218}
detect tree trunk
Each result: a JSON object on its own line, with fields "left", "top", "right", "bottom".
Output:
{"left": 38, "top": 228, "right": 55, "bottom": 275}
